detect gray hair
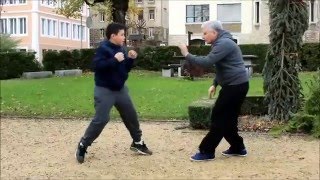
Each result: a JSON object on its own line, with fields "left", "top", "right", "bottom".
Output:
{"left": 201, "top": 20, "right": 223, "bottom": 31}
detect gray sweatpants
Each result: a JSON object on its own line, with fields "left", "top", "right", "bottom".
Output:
{"left": 81, "top": 85, "right": 142, "bottom": 146}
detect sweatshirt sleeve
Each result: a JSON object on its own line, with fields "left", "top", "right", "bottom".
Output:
{"left": 185, "top": 40, "right": 234, "bottom": 68}
{"left": 213, "top": 78, "right": 218, "bottom": 87}
{"left": 92, "top": 47, "right": 119, "bottom": 71}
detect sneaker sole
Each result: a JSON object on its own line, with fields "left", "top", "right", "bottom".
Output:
{"left": 75, "top": 150, "right": 85, "bottom": 164}
{"left": 130, "top": 147, "right": 150, "bottom": 155}
{"left": 190, "top": 157, "right": 215, "bottom": 162}
{"left": 221, "top": 152, "right": 247, "bottom": 157}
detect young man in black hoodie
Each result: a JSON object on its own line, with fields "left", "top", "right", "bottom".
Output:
{"left": 76, "top": 23, "right": 152, "bottom": 164}
{"left": 179, "top": 20, "right": 249, "bottom": 161}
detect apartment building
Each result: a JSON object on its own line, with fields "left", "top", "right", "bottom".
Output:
{"left": 88, "top": 0, "right": 169, "bottom": 47}
{"left": 88, "top": 9, "right": 108, "bottom": 48}
{"left": 168, "top": 0, "right": 319, "bottom": 45}
{"left": 133, "top": 0, "right": 168, "bottom": 44}
{"left": 0, "top": 0, "right": 90, "bottom": 61}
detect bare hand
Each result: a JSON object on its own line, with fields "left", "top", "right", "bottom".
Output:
{"left": 114, "top": 52, "right": 125, "bottom": 62}
{"left": 208, "top": 85, "right": 216, "bottom": 99}
{"left": 178, "top": 44, "right": 189, "bottom": 57}
{"left": 128, "top": 50, "right": 138, "bottom": 59}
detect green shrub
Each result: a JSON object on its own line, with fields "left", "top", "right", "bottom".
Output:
{"left": 188, "top": 95, "right": 267, "bottom": 129}
{"left": 300, "top": 43, "right": 320, "bottom": 71}
{"left": 239, "top": 44, "right": 269, "bottom": 73}
{"left": 0, "top": 52, "right": 41, "bottom": 80}
{"left": 79, "top": 49, "right": 95, "bottom": 71}
{"left": 188, "top": 98, "right": 214, "bottom": 129}
{"left": 305, "top": 71, "right": 320, "bottom": 115}
{"left": 42, "top": 49, "right": 95, "bottom": 72}
{"left": 40, "top": 43, "right": 318, "bottom": 73}
{"left": 42, "top": 51, "right": 62, "bottom": 72}
{"left": 281, "top": 70, "right": 320, "bottom": 138}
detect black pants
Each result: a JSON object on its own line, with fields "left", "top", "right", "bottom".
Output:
{"left": 199, "top": 82, "right": 249, "bottom": 154}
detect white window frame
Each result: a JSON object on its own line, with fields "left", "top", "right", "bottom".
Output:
{"left": 217, "top": 3, "right": 242, "bottom": 24}
{"left": 40, "top": 17, "right": 58, "bottom": 38}
{"left": 41, "top": 0, "right": 58, "bottom": 8}
{"left": 99, "top": 12, "right": 105, "bottom": 22}
{"left": 59, "top": 21, "right": 71, "bottom": 39}
{"left": 1, "top": 0, "right": 27, "bottom": 6}
{"left": 309, "top": 0, "right": 318, "bottom": 24}
{"left": 99, "top": 28, "right": 105, "bottom": 39}
{"left": 254, "top": 0, "right": 261, "bottom": 26}
{"left": 148, "top": 27, "right": 154, "bottom": 38}
{"left": 72, "top": 23, "right": 86, "bottom": 41}
{"left": 149, "top": 9, "right": 155, "bottom": 20}
{"left": 186, "top": 4, "right": 210, "bottom": 24}
{"left": 0, "top": 16, "right": 28, "bottom": 36}
{"left": 136, "top": 0, "right": 143, "bottom": 4}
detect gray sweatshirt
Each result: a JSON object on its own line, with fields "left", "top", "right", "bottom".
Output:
{"left": 185, "top": 30, "right": 248, "bottom": 87}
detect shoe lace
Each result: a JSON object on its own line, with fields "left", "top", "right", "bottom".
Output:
{"left": 79, "top": 146, "right": 87, "bottom": 156}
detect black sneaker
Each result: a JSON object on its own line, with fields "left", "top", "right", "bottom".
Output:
{"left": 130, "top": 141, "right": 152, "bottom": 155}
{"left": 222, "top": 148, "right": 247, "bottom": 157}
{"left": 75, "top": 142, "right": 88, "bottom": 163}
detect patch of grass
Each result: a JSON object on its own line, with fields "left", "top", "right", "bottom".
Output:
{"left": 0, "top": 70, "right": 315, "bottom": 120}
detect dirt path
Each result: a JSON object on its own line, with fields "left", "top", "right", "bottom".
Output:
{"left": 1, "top": 118, "right": 319, "bottom": 179}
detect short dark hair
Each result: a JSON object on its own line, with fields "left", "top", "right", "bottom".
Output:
{"left": 105, "top": 23, "right": 126, "bottom": 40}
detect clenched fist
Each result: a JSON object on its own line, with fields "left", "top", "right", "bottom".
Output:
{"left": 128, "top": 50, "right": 138, "bottom": 59}
{"left": 208, "top": 85, "right": 216, "bottom": 99}
{"left": 114, "top": 52, "right": 125, "bottom": 62}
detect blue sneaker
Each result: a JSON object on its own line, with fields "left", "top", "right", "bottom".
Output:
{"left": 222, "top": 148, "right": 247, "bottom": 157}
{"left": 190, "top": 152, "right": 215, "bottom": 162}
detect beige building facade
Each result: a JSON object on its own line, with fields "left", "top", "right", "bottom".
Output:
{"left": 0, "top": 0, "right": 90, "bottom": 61}
{"left": 168, "top": 0, "right": 319, "bottom": 45}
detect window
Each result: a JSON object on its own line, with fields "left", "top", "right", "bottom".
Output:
{"left": 136, "top": 0, "right": 142, "bottom": 3}
{"left": 217, "top": 4, "right": 241, "bottom": 23}
{"left": 9, "top": 18, "right": 16, "bottom": 34}
{"left": 138, "top": 10, "right": 144, "bottom": 20}
{"left": 18, "top": 17, "right": 26, "bottom": 34}
{"left": 149, "top": 9, "right": 155, "bottom": 20}
{"left": 148, "top": 0, "right": 154, "bottom": 3}
{"left": 41, "top": 0, "right": 56, "bottom": 7}
{"left": 58, "top": 0, "right": 66, "bottom": 8}
{"left": 72, "top": 24, "right": 85, "bottom": 40}
{"left": 60, "top": 21, "right": 71, "bottom": 39}
{"left": 0, "top": 19, "right": 7, "bottom": 34}
{"left": 186, "top": 5, "right": 209, "bottom": 23}
{"left": 100, "top": 29, "right": 105, "bottom": 39}
{"left": 1, "top": 0, "right": 26, "bottom": 5}
{"left": 148, "top": 27, "right": 154, "bottom": 38}
{"left": 99, "top": 12, "right": 105, "bottom": 22}
{"left": 0, "top": 17, "right": 26, "bottom": 35}
{"left": 309, "top": 0, "right": 317, "bottom": 23}
{"left": 41, "top": 18, "right": 57, "bottom": 37}
{"left": 254, "top": 1, "right": 260, "bottom": 24}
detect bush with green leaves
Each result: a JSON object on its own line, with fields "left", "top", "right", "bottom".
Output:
{"left": 42, "top": 44, "right": 319, "bottom": 73}
{"left": 0, "top": 52, "right": 42, "bottom": 80}
{"left": 188, "top": 96, "right": 267, "bottom": 129}
{"left": 0, "top": 34, "right": 21, "bottom": 52}
{"left": 283, "top": 70, "right": 320, "bottom": 138}
{"left": 42, "top": 49, "right": 96, "bottom": 72}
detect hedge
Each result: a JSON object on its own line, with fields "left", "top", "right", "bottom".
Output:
{"left": 42, "top": 49, "right": 95, "bottom": 72}
{"left": 41, "top": 43, "right": 319, "bottom": 73}
{"left": 188, "top": 96, "right": 267, "bottom": 129}
{"left": 0, "top": 52, "right": 42, "bottom": 80}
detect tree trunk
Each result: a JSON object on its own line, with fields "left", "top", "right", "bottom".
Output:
{"left": 111, "top": 0, "right": 129, "bottom": 25}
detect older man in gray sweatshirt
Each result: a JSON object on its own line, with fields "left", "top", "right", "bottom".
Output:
{"left": 179, "top": 20, "right": 249, "bottom": 161}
